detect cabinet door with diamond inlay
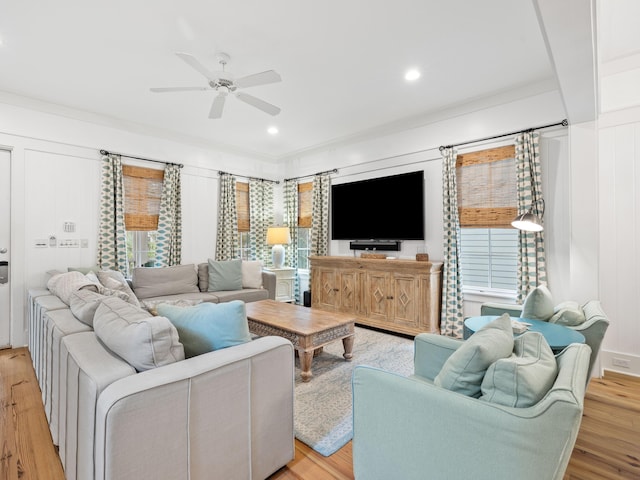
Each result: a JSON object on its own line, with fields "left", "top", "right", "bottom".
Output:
{"left": 313, "top": 267, "right": 340, "bottom": 310}
{"left": 365, "top": 271, "right": 390, "bottom": 322}
{"left": 339, "top": 270, "right": 361, "bottom": 314}
{"left": 389, "top": 274, "right": 419, "bottom": 328}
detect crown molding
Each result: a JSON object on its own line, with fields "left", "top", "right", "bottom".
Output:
{"left": 0, "top": 90, "right": 277, "bottom": 162}
{"left": 278, "top": 78, "right": 559, "bottom": 162}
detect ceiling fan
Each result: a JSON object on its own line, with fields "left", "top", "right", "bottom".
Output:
{"left": 150, "top": 52, "right": 281, "bottom": 119}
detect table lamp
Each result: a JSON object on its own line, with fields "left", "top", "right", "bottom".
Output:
{"left": 267, "top": 226, "right": 291, "bottom": 268}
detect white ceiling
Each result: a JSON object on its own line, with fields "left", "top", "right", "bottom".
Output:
{"left": 0, "top": 0, "right": 559, "bottom": 160}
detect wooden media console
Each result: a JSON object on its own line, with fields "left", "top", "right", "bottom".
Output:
{"left": 310, "top": 256, "right": 443, "bottom": 336}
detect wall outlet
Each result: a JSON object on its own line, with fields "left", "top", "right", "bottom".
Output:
{"left": 612, "top": 357, "right": 631, "bottom": 368}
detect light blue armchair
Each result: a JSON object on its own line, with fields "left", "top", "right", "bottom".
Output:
{"left": 352, "top": 334, "right": 591, "bottom": 480}
{"left": 481, "top": 299, "right": 609, "bottom": 379}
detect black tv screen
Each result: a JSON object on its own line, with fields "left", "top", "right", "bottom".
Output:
{"left": 331, "top": 171, "right": 425, "bottom": 240}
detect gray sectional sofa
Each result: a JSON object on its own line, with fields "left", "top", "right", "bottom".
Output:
{"left": 27, "top": 262, "right": 293, "bottom": 480}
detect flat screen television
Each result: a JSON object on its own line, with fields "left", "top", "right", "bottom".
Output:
{"left": 331, "top": 170, "right": 425, "bottom": 240}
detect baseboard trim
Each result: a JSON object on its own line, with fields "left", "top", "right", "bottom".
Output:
{"left": 599, "top": 350, "right": 640, "bottom": 378}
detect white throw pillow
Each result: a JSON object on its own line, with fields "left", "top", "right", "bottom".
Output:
{"left": 97, "top": 270, "right": 140, "bottom": 307}
{"left": 47, "top": 271, "right": 101, "bottom": 305}
{"left": 93, "top": 296, "right": 185, "bottom": 372}
{"left": 242, "top": 261, "right": 263, "bottom": 289}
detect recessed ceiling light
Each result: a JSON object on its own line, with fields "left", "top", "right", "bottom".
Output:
{"left": 267, "top": 126, "right": 279, "bottom": 135}
{"left": 404, "top": 69, "right": 421, "bottom": 81}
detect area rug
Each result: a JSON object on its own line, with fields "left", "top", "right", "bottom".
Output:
{"left": 294, "top": 326, "right": 414, "bottom": 456}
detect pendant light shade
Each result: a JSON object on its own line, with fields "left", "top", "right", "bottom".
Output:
{"left": 511, "top": 198, "right": 545, "bottom": 232}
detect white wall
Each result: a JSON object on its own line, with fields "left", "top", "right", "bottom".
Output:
{"left": 597, "top": 112, "right": 640, "bottom": 376}
{"left": 591, "top": 0, "right": 640, "bottom": 376}
{"left": 282, "top": 89, "right": 571, "bottom": 302}
{"left": 0, "top": 100, "right": 278, "bottom": 347}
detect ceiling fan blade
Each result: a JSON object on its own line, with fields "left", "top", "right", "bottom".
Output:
{"left": 236, "top": 92, "right": 281, "bottom": 116}
{"left": 150, "top": 86, "right": 209, "bottom": 93}
{"left": 234, "top": 70, "right": 282, "bottom": 89}
{"left": 176, "top": 52, "right": 216, "bottom": 81}
{"left": 209, "top": 93, "right": 227, "bottom": 119}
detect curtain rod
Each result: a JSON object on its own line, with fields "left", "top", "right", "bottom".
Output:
{"left": 100, "top": 149, "right": 184, "bottom": 168}
{"left": 218, "top": 171, "right": 279, "bottom": 184}
{"left": 438, "top": 119, "right": 568, "bottom": 152}
{"left": 283, "top": 168, "right": 338, "bottom": 183}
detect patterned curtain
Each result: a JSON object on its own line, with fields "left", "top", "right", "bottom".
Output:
{"left": 440, "top": 147, "right": 465, "bottom": 338}
{"left": 283, "top": 179, "right": 300, "bottom": 303}
{"left": 515, "top": 131, "right": 547, "bottom": 302}
{"left": 97, "top": 154, "right": 128, "bottom": 274}
{"left": 215, "top": 173, "right": 239, "bottom": 260}
{"left": 310, "top": 173, "right": 331, "bottom": 257}
{"left": 155, "top": 164, "right": 182, "bottom": 267}
{"left": 249, "top": 179, "right": 274, "bottom": 263}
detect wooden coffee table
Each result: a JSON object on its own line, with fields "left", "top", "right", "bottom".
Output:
{"left": 245, "top": 299, "right": 355, "bottom": 382}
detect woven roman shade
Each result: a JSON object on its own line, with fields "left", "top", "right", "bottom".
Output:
{"left": 298, "top": 182, "right": 313, "bottom": 228}
{"left": 236, "top": 181, "right": 250, "bottom": 232}
{"left": 122, "top": 165, "right": 163, "bottom": 231}
{"left": 456, "top": 145, "right": 516, "bottom": 228}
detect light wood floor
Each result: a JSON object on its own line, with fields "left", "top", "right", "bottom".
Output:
{"left": 1, "top": 347, "right": 639, "bottom": 480}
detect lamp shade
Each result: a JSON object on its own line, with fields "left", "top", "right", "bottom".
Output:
{"left": 511, "top": 198, "right": 545, "bottom": 232}
{"left": 266, "top": 227, "right": 291, "bottom": 245}
{"left": 511, "top": 211, "right": 544, "bottom": 232}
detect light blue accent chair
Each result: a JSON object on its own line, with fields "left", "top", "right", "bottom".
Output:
{"left": 352, "top": 334, "right": 591, "bottom": 480}
{"left": 481, "top": 299, "right": 609, "bottom": 379}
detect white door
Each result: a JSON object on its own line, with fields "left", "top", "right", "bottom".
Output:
{"left": 0, "top": 149, "right": 10, "bottom": 348}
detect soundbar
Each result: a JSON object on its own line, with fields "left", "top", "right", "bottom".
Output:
{"left": 349, "top": 240, "right": 401, "bottom": 251}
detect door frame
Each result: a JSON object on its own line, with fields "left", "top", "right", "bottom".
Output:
{"left": 0, "top": 148, "right": 11, "bottom": 348}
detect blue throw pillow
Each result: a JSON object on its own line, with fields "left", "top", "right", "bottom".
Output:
{"left": 157, "top": 300, "right": 252, "bottom": 357}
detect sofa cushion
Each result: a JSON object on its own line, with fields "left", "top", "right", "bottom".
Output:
{"left": 157, "top": 300, "right": 252, "bottom": 358}
{"left": 47, "top": 271, "right": 101, "bottom": 305}
{"left": 138, "top": 292, "right": 219, "bottom": 305}
{"left": 210, "top": 289, "right": 269, "bottom": 303}
{"left": 521, "top": 285, "right": 554, "bottom": 321}
{"left": 480, "top": 331, "right": 558, "bottom": 407}
{"left": 434, "top": 314, "right": 514, "bottom": 397}
{"left": 242, "top": 261, "right": 263, "bottom": 289}
{"left": 132, "top": 264, "right": 200, "bottom": 300}
{"left": 141, "top": 297, "right": 204, "bottom": 315}
{"left": 549, "top": 301, "right": 586, "bottom": 326}
{"left": 207, "top": 258, "right": 243, "bottom": 292}
{"left": 93, "top": 297, "right": 185, "bottom": 371}
{"left": 97, "top": 270, "right": 140, "bottom": 308}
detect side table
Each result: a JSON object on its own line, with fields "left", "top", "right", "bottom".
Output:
{"left": 264, "top": 267, "right": 296, "bottom": 302}
{"left": 464, "top": 315, "right": 585, "bottom": 354}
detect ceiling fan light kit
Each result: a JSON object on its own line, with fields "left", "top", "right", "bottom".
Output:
{"left": 150, "top": 52, "right": 282, "bottom": 119}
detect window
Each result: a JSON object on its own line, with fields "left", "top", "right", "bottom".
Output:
{"left": 122, "top": 165, "right": 163, "bottom": 271}
{"left": 236, "top": 231, "right": 250, "bottom": 260}
{"left": 297, "top": 182, "right": 313, "bottom": 270}
{"left": 459, "top": 228, "right": 518, "bottom": 291}
{"left": 126, "top": 231, "right": 157, "bottom": 272}
{"left": 297, "top": 227, "right": 311, "bottom": 270}
{"left": 235, "top": 181, "right": 250, "bottom": 260}
{"left": 457, "top": 146, "right": 518, "bottom": 292}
